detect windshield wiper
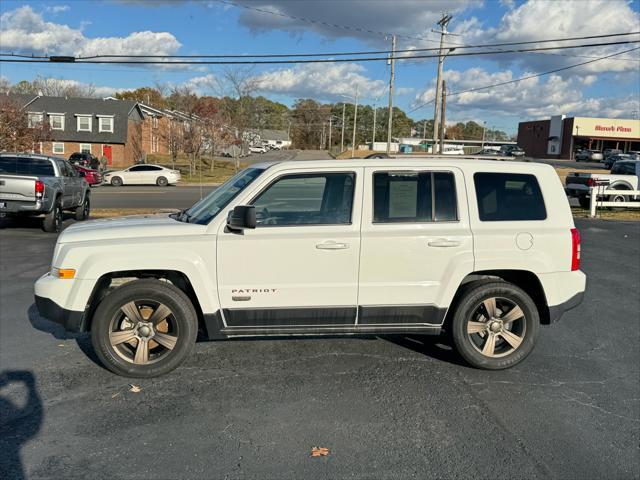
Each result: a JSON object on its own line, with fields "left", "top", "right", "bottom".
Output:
{"left": 173, "top": 208, "right": 192, "bottom": 223}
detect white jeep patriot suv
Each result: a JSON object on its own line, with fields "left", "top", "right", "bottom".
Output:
{"left": 35, "top": 159, "right": 586, "bottom": 377}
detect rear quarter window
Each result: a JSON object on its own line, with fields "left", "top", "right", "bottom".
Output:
{"left": 474, "top": 172, "right": 546, "bottom": 221}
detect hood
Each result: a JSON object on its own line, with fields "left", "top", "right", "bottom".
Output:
{"left": 58, "top": 213, "right": 207, "bottom": 243}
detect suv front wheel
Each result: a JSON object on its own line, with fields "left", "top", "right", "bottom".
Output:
{"left": 451, "top": 281, "right": 539, "bottom": 370}
{"left": 91, "top": 279, "right": 198, "bottom": 377}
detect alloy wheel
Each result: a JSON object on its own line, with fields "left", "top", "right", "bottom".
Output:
{"left": 466, "top": 296, "right": 526, "bottom": 358}
{"left": 108, "top": 300, "right": 179, "bottom": 365}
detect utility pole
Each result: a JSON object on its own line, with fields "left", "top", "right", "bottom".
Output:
{"left": 432, "top": 13, "right": 452, "bottom": 155}
{"left": 439, "top": 80, "right": 446, "bottom": 154}
{"left": 386, "top": 34, "right": 396, "bottom": 155}
{"left": 372, "top": 106, "right": 377, "bottom": 147}
{"left": 481, "top": 121, "right": 486, "bottom": 150}
{"left": 321, "top": 122, "right": 326, "bottom": 150}
{"left": 352, "top": 85, "right": 359, "bottom": 158}
{"left": 328, "top": 115, "right": 332, "bottom": 151}
{"left": 341, "top": 102, "right": 346, "bottom": 153}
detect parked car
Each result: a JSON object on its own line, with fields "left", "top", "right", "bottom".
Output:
{"left": 249, "top": 145, "right": 267, "bottom": 154}
{"left": 565, "top": 159, "right": 640, "bottom": 208}
{"left": 69, "top": 152, "right": 99, "bottom": 170}
{"left": 603, "top": 153, "right": 634, "bottom": 169}
{"left": 499, "top": 145, "right": 525, "bottom": 158}
{"left": 72, "top": 164, "right": 102, "bottom": 187}
{"left": 472, "top": 148, "right": 501, "bottom": 156}
{"left": 35, "top": 158, "right": 586, "bottom": 377}
{"left": 575, "top": 149, "right": 603, "bottom": 162}
{"left": 603, "top": 148, "right": 623, "bottom": 161}
{"left": 103, "top": 164, "right": 181, "bottom": 186}
{"left": 0, "top": 153, "right": 91, "bottom": 232}
{"left": 441, "top": 146, "right": 465, "bottom": 155}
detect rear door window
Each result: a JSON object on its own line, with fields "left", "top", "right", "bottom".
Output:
{"left": 373, "top": 171, "right": 458, "bottom": 223}
{"left": 474, "top": 172, "right": 546, "bottom": 221}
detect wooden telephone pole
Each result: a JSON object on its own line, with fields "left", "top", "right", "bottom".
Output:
{"left": 386, "top": 34, "right": 396, "bottom": 155}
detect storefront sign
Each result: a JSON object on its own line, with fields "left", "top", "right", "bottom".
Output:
{"left": 573, "top": 117, "right": 639, "bottom": 139}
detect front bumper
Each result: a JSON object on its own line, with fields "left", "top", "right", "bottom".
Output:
{"left": 34, "top": 272, "right": 95, "bottom": 332}
{"left": 35, "top": 295, "right": 86, "bottom": 332}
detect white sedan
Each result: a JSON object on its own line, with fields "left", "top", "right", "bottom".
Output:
{"left": 104, "top": 165, "right": 181, "bottom": 186}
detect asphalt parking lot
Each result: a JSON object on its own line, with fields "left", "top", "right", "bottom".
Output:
{"left": 1, "top": 218, "right": 638, "bottom": 480}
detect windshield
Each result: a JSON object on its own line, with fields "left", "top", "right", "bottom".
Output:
{"left": 182, "top": 167, "right": 265, "bottom": 224}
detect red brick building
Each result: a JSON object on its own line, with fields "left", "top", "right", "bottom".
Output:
{"left": 518, "top": 115, "right": 640, "bottom": 159}
{"left": 14, "top": 95, "right": 145, "bottom": 167}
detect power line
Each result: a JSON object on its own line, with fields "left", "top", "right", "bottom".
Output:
{"left": 408, "top": 46, "right": 640, "bottom": 113}
{"left": 2, "top": 31, "right": 635, "bottom": 60}
{"left": 2, "top": 40, "right": 638, "bottom": 65}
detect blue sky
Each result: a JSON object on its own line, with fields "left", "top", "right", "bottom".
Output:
{"left": 1, "top": 0, "right": 639, "bottom": 133}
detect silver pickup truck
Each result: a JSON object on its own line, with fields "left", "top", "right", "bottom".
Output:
{"left": 0, "top": 153, "right": 91, "bottom": 232}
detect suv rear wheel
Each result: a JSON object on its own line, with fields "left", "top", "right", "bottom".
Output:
{"left": 451, "top": 281, "right": 539, "bottom": 370}
{"left": 91, "top": 279, "right": 198, "bottom": 377}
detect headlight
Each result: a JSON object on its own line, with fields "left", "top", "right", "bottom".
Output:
{"left": 51, "top": 267, "right": 76, "bottom": 279}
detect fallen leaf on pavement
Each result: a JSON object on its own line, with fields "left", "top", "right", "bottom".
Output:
{"left": 129, "top": 384, "right": 142, "bottom": 393}
{"left": 311, "top": 447, "right": 329, "bottom": 457}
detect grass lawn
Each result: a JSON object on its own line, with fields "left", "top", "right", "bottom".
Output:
{"left": 147, "top": 154, "right": 247, "bottom": 184}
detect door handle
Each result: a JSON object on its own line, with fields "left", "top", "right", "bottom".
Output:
{"left": 428, "top": 238, "right": 461, "bottom": 248}
{"left": 316, "top": 241, "right": 349, "bottom": 250}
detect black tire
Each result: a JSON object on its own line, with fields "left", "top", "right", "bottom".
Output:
{"left": 578, "top": 196, "right": 590, "bottom": 209}
{"left": 91, "top": 279, "right": 198, "bottom": 378}
{"left": 450, "top": 281, "right": 540, "bottom": 370}
{"left": 75, "top": 193, "right": 91, "bottom": 221}
{"left": 607, "top": 190, "right": 629, "bottom": 207}
{"left": 111, "top": 176, "right": 123, "bottom": 187}
{"left": 156, "top": 176, "right": 168, "bottom": 187}
{"left": 42, "top": 199, "right": 63, "bottom": 233}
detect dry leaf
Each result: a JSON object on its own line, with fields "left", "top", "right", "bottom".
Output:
{"left": 129, "top": 384, "right": 142, "bottom": 393}
{"left": 311, "top": 447, "right": 329, "bottom": 457}
{"left": 111, "top": 392, "right": 121, "bottom": 399}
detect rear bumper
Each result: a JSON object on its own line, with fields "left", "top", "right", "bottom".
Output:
{"left": 539, "top": 270, "right": 586, "bottom": 323}
{"left": 35, "top": 295, "right": 86, "bottom": 332}
{"left": 0, "top": 198, "right": 50, "bottom": 214}
{"left": 548, "top": 291, "right": 584, "bottom": 323}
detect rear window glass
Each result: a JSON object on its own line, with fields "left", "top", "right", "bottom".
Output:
{"left": 0, "top": 157, "right": 55, "bottom": 176}
{"left": 474, "top": 172, "right": 546, "bottom": 221}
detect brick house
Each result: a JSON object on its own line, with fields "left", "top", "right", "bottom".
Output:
{"left": 15, "top": 95, "right": 145, "bottom": 167}
{"left": 139, "top": 103, "right": 170, "bottom": 156}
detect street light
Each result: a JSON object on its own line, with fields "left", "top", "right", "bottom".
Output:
{"left": 340, "top": 86, "right": 359, "bottom": 158}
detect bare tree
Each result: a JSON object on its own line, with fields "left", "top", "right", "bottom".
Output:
{"left": 31, "top": 76, "right": 97, "bottom": 97}
{"left": 216, "top": 67, "right": 259, "bottom": 158}
{"left": 0, "top": 98, "right": 52, "bottom": 152}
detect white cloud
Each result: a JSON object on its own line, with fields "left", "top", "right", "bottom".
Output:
{"left": 254, "top": 63, "right": 387, "bottom": 100}
{"left": 45, "top": 5, "right": 70, "bottom": 14}
{"left": 452, "top": 0, "right": 640, "bottom": 76}
{"left": 0, "top": 5, "right": 182, "bottom": 62}
{"left": 414, "top": 67, "right": 640, "bottom": 120}
{"left": 182, "top": 74, "right": 218, "bottom": 94}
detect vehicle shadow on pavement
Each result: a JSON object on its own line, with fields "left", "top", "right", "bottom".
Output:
{"left": 383, "top": 334, "right": 468, "bottom": 367}
{"left": 0, "top": 370, "right": 43, "bottom": 480}
{"left": 27, "top": 304, "right": 104, "bottom": 370}
{"left": 0, "top": 214, "right": 72, "bottom": 232}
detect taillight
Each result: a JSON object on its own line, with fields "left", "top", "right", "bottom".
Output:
{"left": 587, "top": 178, "right": 595, "bottom": 187}
{"left": 35, "top": 180, "right": 45, "bottom": 196}
{"left": 571, "top": 228, "right": 581, "bottom": 271}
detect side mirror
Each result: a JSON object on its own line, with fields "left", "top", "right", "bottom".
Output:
{"left": 227, "top": 205, "right": 256, "bottom": 230}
